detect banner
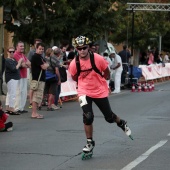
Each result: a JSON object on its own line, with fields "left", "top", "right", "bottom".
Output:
{"left": 139, "top": 63, "right": 170, "bottom": 80}
{"left": 60, "top": 71, "right": 77, "bottom": 97}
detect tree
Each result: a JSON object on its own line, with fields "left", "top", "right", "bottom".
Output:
{"left": 109, "top": 0, "right": 170, "bottom": 51}
{"left": 0, "top": 0, "right": 170, "bottom": 51}
{"left": 0, "top": 0, "right": 118, "bottom": 45}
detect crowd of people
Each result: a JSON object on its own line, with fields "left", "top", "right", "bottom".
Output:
{"left": 140, "top": 48, "right": 170, "bottom": 65}
{"left": 0, "top": 36, "right": 133, "bottom": 131}
{"left": 0, "top": 35, "right": 133, "bottom": 163}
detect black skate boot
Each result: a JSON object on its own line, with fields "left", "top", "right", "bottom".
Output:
{"left": 82, "top": 139, "right": 95, "bottom": 160}
{"left": 117, "top": 119, "right": 133, "bottom": 140}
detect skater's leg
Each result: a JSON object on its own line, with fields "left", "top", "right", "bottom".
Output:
{"left": 78, "top": 95, "right": 95, "bottom": 154}
{"left": 84, "top": 124, "right": 93, "bottom": 139}
{"left": 93, "top": 97, "right": 120, "bottom": 123}
{"left": 94, "top": 97, "right": 132, "bottom": 139}
{"left": 79, "top": 95, "right": 93, "bottom": 139}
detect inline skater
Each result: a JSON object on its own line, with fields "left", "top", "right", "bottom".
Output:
{"left": 68, "top": 36, "right": 133, "bottom": 160}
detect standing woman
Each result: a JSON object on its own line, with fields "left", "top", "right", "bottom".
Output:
{"left": 5, "top": 47, "right": 23, "bottom": 115}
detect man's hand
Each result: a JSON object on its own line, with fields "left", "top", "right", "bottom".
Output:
{"left": 103, "top": 67, "right": 110, "bottom": 80}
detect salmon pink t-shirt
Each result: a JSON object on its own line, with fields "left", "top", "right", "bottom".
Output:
{"left": 69, "top": 53, "right": 109, "bottom": 98}
{"left": 14, "top": 51, "right": 28, "bottom": 78}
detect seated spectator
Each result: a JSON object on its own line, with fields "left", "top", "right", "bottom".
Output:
{"left": 0, "top": 100, "right": 13, "bottom": 132}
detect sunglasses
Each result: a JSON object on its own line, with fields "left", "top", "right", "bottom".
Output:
{"left": 8, "top": 51, "right": 15, "bottom": 53}
{"left": 77, "top": 46, "right": 88, "bottom": 51}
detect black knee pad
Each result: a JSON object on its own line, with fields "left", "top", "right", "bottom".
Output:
{"left": 83, "top": 112, "right": 94, "bottom": 125}
{"left": 105, "top": 112, "right": 117, "bottom": 123}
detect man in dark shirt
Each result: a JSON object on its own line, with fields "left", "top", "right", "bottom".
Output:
{"left": 27, "top": 39, "right": 44, "bottom": 109}
{"left": 31, "top": 43, "right": 49, "bottom": 119}
{"left": 118, "top": 45, "right": 131, "bottom": 84}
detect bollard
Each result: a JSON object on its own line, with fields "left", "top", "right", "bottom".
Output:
{"left": 131, "top": 84, "right": 136, "bottom": 92}
{"left": 138, "top": 83, "right": 142, "bottom": 92}
{"left": 144, "top": 83, "right": 148, "bottom": 92}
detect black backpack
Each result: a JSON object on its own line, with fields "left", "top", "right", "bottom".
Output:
{"left": 75, "top": 51, "right": 103, "bottom": 82}
{"left": 59, "top": 66, "right": 67, "bottom": 83}
{"left": 50, "top": 57, "right": 67, "bottom": 83}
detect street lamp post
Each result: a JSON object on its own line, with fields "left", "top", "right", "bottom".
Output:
{"left": 129, "top": 8, "right": 135, "bottom": 81}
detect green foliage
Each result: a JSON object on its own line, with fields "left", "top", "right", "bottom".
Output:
{"left": 0, "top": 0, "right": 170, "bottom": 51}
{"left": 109, "top": 2, "right": 170, "bottom": 50}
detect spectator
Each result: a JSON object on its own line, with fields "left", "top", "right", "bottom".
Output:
{"left": 118, "top": 45, "right": 131, "bottom": 64}
{"left": 118, "top": 45, "right": 131, "bottom": 84}
{"left": 153, "top": 47, "right": 159, "bottom": 63}
{"left": 27, "top": 39, "right": 43, "bottom": 61}
{"left": 5, "top": 47, "right": 23, "bottom": 115}
{"left": 94, "top": 43, "right": 100, "bottom": 54}
{"left": 148, "top": 50, "right": 154, "bottom": 65}
{"left": 52, "top": 48, "right": 63, "bottom": 110}
{"left": 52, "top": 46, "right": 58, "bottom": 51}
{"left": 27, "top": 39, "right": 44, "bottom": 109}
{"left": 68, "top": 51, "right": 76, "bottom": 61}
{"left": 157, "top": 53, "right": 163, "bottom": 64}
{"left": 103, "top": 52, "right": 112, "bottom": 67}
{"left": 45, "top": 48, "right": 60, "bottom": 110}
{"left": 0, "top": 100, "right": 13, "bottom": 132}
{"left": 89, "top": 43, "right": 96, "bottom": 53}
{"left": 140, "top": 51, "right": 148, "bottom": 65}
{"left": 14, "top": 41, "right": 31, "bottom": 113}
{"left": 66, "top": 45, "right": 75, "bottom": 57}
{"left": 0, "top": 48, "right": 6, "bottom": 95}
{"left": 164, "top": 52, "right": 169, "bottom": 63}
{"left": 110, "top": 51, "right": 123, "bottom": 94}
{"left": 60, "top": 45, "right": 67, "bottom": 62}
{"left": 31, "top": 43, "right": 49, "bottom": 118}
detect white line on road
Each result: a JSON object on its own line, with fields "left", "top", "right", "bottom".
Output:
{"left": 121, "top": 140, "right": 168, "bottom": 170}
{"left": 167, "top": 133, "right": 170, "bottom": 136}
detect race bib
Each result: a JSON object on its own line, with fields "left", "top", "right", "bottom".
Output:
{"left": 79, "top": 95, "right": 87, "bottom": 107}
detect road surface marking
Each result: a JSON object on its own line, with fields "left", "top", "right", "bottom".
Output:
{"left": 121, "top": 140, "right": 168, "bottom": 170}
{"left": 168, "top": 133, "right": 170, "bottom": 136}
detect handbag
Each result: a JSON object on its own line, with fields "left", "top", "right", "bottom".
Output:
{"left": 30, "top": 70, "right": 42, "bottom": 91}
{"left": 45, "top": 70, "right": 58, "bottom": 83}
{"left": 45, "top": 57, "right": 58, "bottom": 83}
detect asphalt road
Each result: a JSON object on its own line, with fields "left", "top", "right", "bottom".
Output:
{"left": 0, "top": 81, "right": 170, "bottom": 170}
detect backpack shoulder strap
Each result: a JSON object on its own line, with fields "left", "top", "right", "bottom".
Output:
{"left": 75, "top": 55, "right": 80, "bottom": 76}
{"left": 75, "top": 55, "right": 81, "bottom": 82}
{"left": 50, "top": 57, "right": 55, "bottom": 73}
{"left": 89, "top": 51, "right": 103, "bottom": 77}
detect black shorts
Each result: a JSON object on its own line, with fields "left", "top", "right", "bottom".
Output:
{"left": 80, "top": 96, "right": 115, "bottom": 119}
{"left": 44, "top": 81, "right": 57, "bottom": 95}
